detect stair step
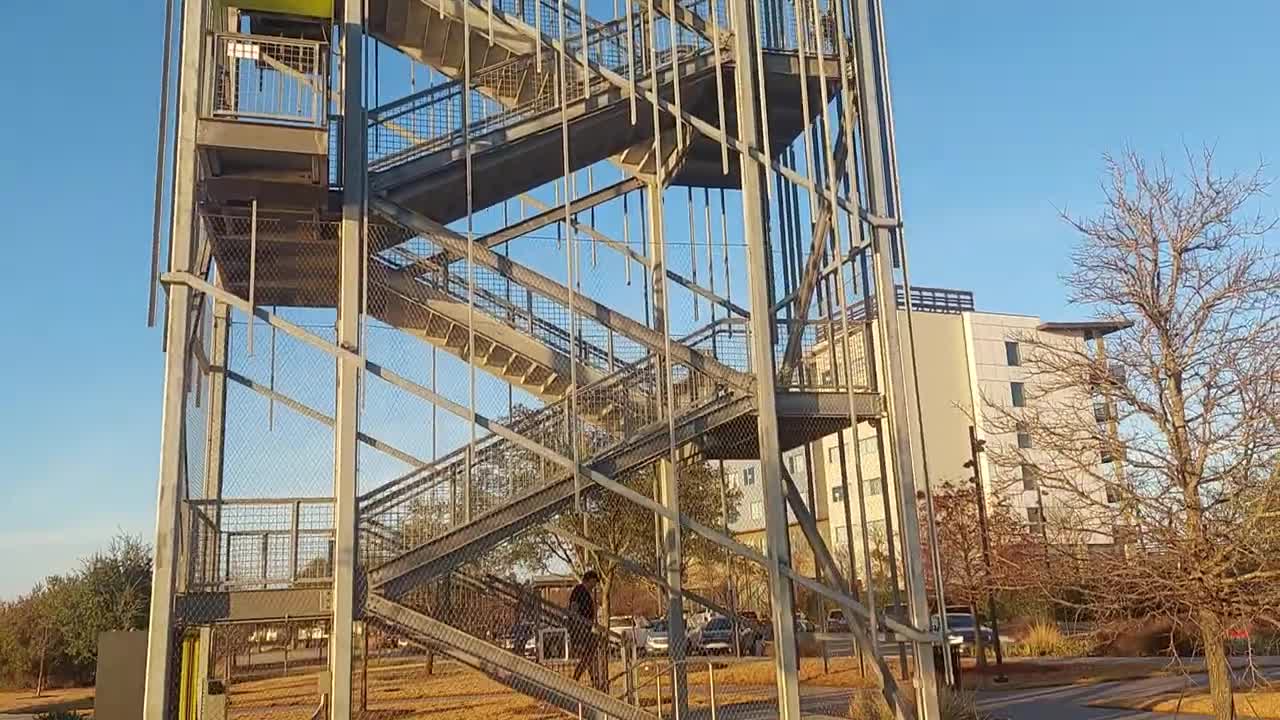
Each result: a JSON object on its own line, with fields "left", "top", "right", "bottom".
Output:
{"left": 366, "top": 594, "right": 654, "bottom": 720}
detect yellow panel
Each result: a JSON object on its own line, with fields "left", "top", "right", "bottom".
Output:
{"left": 233, "top": 0, "right": 333, "bottom": 18}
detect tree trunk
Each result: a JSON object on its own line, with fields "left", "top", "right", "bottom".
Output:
{"left": 36, "top": 626, "right": 47, "bottom": 698}
{"left": 1199, "top": 609, "right": 1236, "bottom": 720}
{"left": 971, "top": 601, "right": 988, "bottom": 672}
{"left": 601, "top": 574, "right": 614, "bottom": 631}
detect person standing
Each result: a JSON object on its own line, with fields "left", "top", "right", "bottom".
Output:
{"left": 569, "top": 570, "right": 605, "bottom": 690}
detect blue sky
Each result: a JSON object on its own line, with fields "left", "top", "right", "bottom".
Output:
{"left": 0, "top": 1, "right": 1277, "bottom": 600}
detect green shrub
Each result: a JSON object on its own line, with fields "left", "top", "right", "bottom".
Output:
{"left": 35, "top": 712, "right": 85, "bottom": 720}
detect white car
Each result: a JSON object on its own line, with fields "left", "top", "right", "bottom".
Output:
{"left": 609, "top": 615, "right": 651, "bottom": 652}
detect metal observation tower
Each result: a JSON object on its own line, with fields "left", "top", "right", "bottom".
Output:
{"left": 143, "top": 0, "right": 944, "bottom": 717}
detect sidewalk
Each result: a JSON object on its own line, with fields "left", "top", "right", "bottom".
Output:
{"left": 978, "top": 662, "right": 1280, "bottom": 720}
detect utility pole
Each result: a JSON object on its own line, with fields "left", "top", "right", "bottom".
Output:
{"left": 964, "top": 425, "right": 1005, "bottom": 678}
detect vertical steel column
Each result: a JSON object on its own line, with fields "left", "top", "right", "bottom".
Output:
{"left": 142, "top": 0, "right": 204, "bottom": 714}
{"left": 331, "top": 0, "right": 366, "bottom": 715}
{"left": 646, "top": 181, "right": 687, "bottom": 715}
{"left": 848, "top": 0, "right": 942, "bottom": 713}
{"left": 729, "top": 3, "right": 801, "bottom": 718}
{"left": 202, "top": 301, "right": 230, "bottom": 582}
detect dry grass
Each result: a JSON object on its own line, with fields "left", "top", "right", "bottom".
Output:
{"left": 0, "top": 687, "right": 95, "bottom": 716}
{"left": 684, "top": 656, "right": 887, "bottom": 689}
{"left": 1090, "top": 687, "right": 1280, "bottom": 718}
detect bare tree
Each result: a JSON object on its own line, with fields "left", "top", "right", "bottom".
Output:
{"left": 986, "top": 149, "right": 1280, "bottom": 719}
{"left": 920, "top": 486, "right": 1032, "bottom": 668}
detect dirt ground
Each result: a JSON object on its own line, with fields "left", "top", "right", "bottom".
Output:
{"left": 958, "top": 656, "right": 1191, "bottom": 691}
{"left": 0, "top": 686, "right": 95, "bottom": 716}
{"left": 5, "top": 653, "right": 1226, "bottom": 718}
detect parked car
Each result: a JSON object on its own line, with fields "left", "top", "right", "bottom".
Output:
{"left": 826, "top": 609, "right": 850, "bottom": 633}
{"left": 645, "top": 618, "right": 695, "bottom": 655}
{"left": 497, "top": 621, "right": 538, "bottom": 657}
{"left": 609, "top": 615, "right": 651, "bottom": 653}
{"left": 695, "top": 616, "right": 757, "bottom": 655}
{"left": 930, "top": 612, "right": 995, "bottom": 654}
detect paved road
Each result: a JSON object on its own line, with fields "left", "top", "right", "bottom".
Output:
{"left": 978, "top": 664, "right": 1280, "bottom": 720}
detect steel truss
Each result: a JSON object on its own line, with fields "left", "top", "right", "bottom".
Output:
{"left": 144, "top": 0, "right": 943, "bottom": 718}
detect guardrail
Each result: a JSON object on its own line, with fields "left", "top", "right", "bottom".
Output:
{"left": 187, "top": 497, "right": 335, "bottom": 591}
{"left": 206, "top": 32, "right": 327, "bottom": 127}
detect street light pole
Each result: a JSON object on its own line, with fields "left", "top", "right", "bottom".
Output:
{"left": 965, "top": 425, "right": 1006, "bottom": 678}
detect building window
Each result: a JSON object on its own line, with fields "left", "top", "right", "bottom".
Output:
{"left": 1021, "top": 463, "right": 1039, "bottom": 491}
{"left": 865, "top": 477, "right": 882, "bottom": 497}
{"left": 832, "top": 485, "right": 846, "bottom": 503}
{"left": 1010, "top": 382, "right": 1026, "bottom": 407}
{"left": 1105, "top": 483, "right": 1121, "bottom": 504}
{"left": 859, "top": 436, "right": 880, "bottom": 471}
{"left": 787, "top": 454, "right": 806, "bottom": 477}
{"left": 1026, "top": 506, "right": 1044, "bottom": 531}
{"left": 1093, "top": 401, "right": 1109, "bottom": 423}
{"left": 742, "top": 467, "right": 756, "bottom": 486}
{"left": 1005, "top": 341, "right": 1021, "bottom": 367}
{"left": 1016, "top": 421, "right": 1033, "bottom": 449}
{"left": 750, "top": 501, "right": 763, "bottom": 520}
{"left": 828, "top": 445, "right": 839, "bottom": 464}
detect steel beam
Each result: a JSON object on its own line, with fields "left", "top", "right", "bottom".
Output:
{"left": 141, "top": 0, "right": 203, "bottom": 713}
{"left": 645, "top": 177, "right": 689, "bottom": 713}
{"left": 371, "top": 195, "right": 752, "bottom": 390}
{"left": 200, "top": 302, "right": 230, "bottom": 584}
{"left": 782, "top": 468, "right": 917, "bottom": 719}
{"left": 729, "top": 4, "right": 802, "bottom": 718}
{"left": 366, "top": 594, "right": 655, "bottom": 720}
{"left": 330, "top": 1, "right": 365, "bottom": 715}
{"left": 849, "top": 0, "right": 943, "bottom": 713}
{"left": 657, "top": 459, "right": 688, "bottom": 709}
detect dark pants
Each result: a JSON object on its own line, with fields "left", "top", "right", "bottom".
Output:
{"left": 571, "top": 632, "right": 606, "bottom": 690}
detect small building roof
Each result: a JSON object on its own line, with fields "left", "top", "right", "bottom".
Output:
{"left": 1037, "top": 319, "right": 1133, "bottom": 337}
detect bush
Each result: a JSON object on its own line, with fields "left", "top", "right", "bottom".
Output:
{"left": 36, "top": 712, "right": 85, "bottom": 720}
{"left": 1092, "top": 619, "right": 1200, "bottom": 657}
{"left": 1024, "top": 621, "right": 1069, "bottom": 656}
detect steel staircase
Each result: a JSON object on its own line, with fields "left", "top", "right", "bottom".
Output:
{"left": 366, "top": 593, "right": 653, "bottom": 720}
{"left": 367, "top": 3, "right": 719, "bottom": 221}
{"left": 192, "top": 2, "right": 851, "bottom": 717}
{"left": 358, "top": 342, "right": 751, "bottom": 597}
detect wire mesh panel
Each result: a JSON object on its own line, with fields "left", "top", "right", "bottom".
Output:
{"left": 187, "top": 499, "right": 335, "bottom": 591}
{"left": 207, "top": 620, "right": 331, "bottom": 720}
{"left": 207, "top": 33, "right": 327, "bottom": 126}
{"left": 366, "top": 8, "right": 711, "bottom": 173}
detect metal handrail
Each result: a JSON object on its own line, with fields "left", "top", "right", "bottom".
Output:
{"left": 206, "top": 31, "right": 327, "bottom": 127}
{"left": 622, "top": 657, "right": 721, "bottom": 720}
{"left": 367, "top": 5, "right": 711, "bottom": 174}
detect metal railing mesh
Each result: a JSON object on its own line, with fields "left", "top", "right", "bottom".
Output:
{"left": 208, "top": 32, "right": 327, "bottom": 127}
{"left": 368, "top": 2, "right": 712, "bottom": 172}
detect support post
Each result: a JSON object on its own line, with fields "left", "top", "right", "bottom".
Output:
{"left": 331, "top": 0, "right": 366, "bottom": 716}
{"left": 647, "top": 181, "right": 688, "bottom": 715}
{"left": 850, "top": 0, "right": 943, "bottom": 712}
{"left": 729, "top": 3, "right": 801, "bottom": 718}
{"left": 142, "top": 0, "right": 204, "bottom": 714}
{"left": 202, "top": 301, "right": 230, "bottom": 582}
{"left": 967, "top": 426, "right": 1005, "bottom": 674}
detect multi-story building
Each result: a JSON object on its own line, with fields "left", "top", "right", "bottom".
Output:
{"left": 728, "top": 287, "right": 1124, "bottom": 579}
